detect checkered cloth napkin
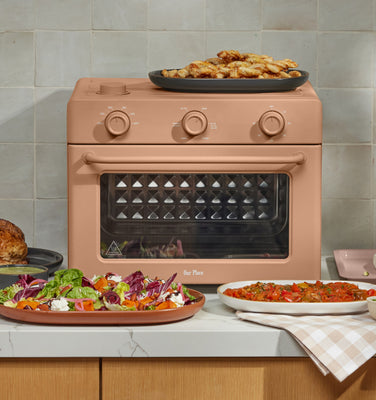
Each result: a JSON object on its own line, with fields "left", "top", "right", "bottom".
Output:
{"left": 236, "top": 311, "right": 376, "bottom": 382}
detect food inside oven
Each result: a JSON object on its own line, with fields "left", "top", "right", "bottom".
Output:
{"left": 100, "top": 172, "right": 289, "bottom": 260}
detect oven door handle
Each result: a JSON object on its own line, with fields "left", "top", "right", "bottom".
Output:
{"left": 82, "top": 152, "right": 306, "bottom": 165}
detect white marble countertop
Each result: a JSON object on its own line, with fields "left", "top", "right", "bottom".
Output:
{"left": 0, "top": 257, "right": 339, "bottom": 358}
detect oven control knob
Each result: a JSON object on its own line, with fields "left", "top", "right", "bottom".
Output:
{"left": 99, "top": 82, "right": 128, "bottom": 96}
{"left": 104, "top": 110, "right": 131, "bottom": 136}
{"left": 259, "top": 110, "right": 285, "bottom": 136}
{"left": 181, "top": 111, "right": 208, "bottom": 136}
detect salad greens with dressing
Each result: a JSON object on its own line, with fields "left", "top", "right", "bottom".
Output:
{"left": 0, "top": 269, "right": 196, "bottom": 312}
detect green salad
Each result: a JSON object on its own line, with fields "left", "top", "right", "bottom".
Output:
{"left": 0, "top": 268, "right": 196, "bottom": 312}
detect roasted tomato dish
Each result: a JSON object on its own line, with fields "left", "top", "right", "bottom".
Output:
{"left": 223, "top": 281, "right": 376, "bottom": 303}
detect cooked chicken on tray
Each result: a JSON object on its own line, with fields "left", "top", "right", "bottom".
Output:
{"left": 0, "top": 219, "right": 28, "bottom": 265}
{"left": 161, "top": 50, "right": 302, "bottom": 80}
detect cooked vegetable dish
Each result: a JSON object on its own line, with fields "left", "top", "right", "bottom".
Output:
{"left": 223, "top": 281, "right": 376, "bottom": 303}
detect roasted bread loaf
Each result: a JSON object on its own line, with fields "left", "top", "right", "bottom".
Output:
{"left": 0, "top": 219, "right": 28, "bottom": 265}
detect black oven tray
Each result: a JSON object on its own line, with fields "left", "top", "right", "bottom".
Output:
{"left": 148, "top": 70, "right": 309, "bottom": 93}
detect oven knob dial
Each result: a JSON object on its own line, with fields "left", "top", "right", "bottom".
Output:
{"left": 181, "top": 111, "right": 208, "bottom": 136}
{"left": 259, "top": 110, "right": 285, "bottom": 136}
{"left": 99, "top": 82, "right": 128, "bottom": 96}
{"left": 104, "top": 110, "right": 131, "bottom": 136}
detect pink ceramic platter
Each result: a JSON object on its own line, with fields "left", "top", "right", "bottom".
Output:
{"left": 334, "top": 249, "right": 376, "bottom": 283}
{"left": 0, "top": 289, "right": 205, "bottom": 325}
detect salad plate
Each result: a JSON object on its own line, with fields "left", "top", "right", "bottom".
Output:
{"left": 217, "top": 280, "right": 376, "bottom": 315}
{"left": 0, "top": 288, "right": 205, "bottom": 325}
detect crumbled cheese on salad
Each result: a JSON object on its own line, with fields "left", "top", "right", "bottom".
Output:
{"left": 50, "top": 298, "right": 69, "bottom": 312}
{"left": 169, "top": 292, "right": 185, "bottom": 307}
{"left": 107, "top": 274, "right": 122, "bottom": 283}
{"left": 160, "top": 291, "right": 184, "bottom": 307}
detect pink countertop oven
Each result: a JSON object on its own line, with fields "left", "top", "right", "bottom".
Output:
{"left": 67, "top": 78, "right": 322, "bottom": 283}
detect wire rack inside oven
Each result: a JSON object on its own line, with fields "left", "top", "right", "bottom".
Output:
{"left": 104, "top": 173, "right": 286, "bottom": 223}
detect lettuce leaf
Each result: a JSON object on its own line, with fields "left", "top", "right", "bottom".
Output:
{"left": 36, "top": 279, "right": 59, "bottom": 299}
{"left": 0, "top": 284, "right": 23, "bottom": 304}
{"left": 55, "top": 268, "right": 83, "bottom": 287}
{"left": 37, "top": 268, "right": 84, "bottom": 299}
{"left": 3, "top": 300, "right": 17, "bottom": 308}
{"left": 182, "top": 286, "right": 196, "bottom": 301}
{"left": 113, "top": 282, "right": 130, "bottom": 303}
{"left": 103, "top": 298, "right": 131, "bottom": 311}
{"left": 65, "top": 286, "right": 99, "bottom": 301}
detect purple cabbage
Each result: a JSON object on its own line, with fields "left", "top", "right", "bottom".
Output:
{"left": 122, "top": 270, "right": 145, "bottom": 293}
{"left": 12, "top": 274, "right": 47, "bottom": 302}
{"left": 145, "top": 280, "right": 162, "bottom": 296}
{"left": 144, "top": 272, "right": 177, "bottom": 298}
{"left": 160, "top": 273, "right": 177, "bottom": 294}
{"left": 13, "top": 286, "right": 44, "bottom": 302}
{"left": 16, "top": 274, "right": 37, "bottom": 288}
{"left": 102, "top": 291, "right": 120, "bottom": 305}
{"left": 81, "top": 276, "right": 95, "bottom": 289}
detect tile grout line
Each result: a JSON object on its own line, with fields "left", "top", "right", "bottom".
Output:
{"left": 33, "top": 29, "right": 37, "bottom": 247}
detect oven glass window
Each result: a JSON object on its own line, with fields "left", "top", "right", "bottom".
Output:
{"left": 100, "top": 173, "right": 289, "bottom": 259}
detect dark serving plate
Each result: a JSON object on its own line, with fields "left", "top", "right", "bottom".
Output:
{"left": 148, "top": 70, "right": 309, "bottom": 93}
{"left": 26, "top": 247, "right": 64, "bottom": 276}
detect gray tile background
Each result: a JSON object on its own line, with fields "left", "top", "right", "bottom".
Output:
{"left": 0, "top": 0, "right": 375, "bottom": 259}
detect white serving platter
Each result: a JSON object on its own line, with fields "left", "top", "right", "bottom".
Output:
{"left": 217, "top": 280, "right": 376, "bottom": 315}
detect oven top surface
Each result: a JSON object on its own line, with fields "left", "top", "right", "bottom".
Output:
{"left": 67, "top": 78, "right": 322, "bottom": 145}
{"left": 71, "top": 77, "right": 318, "bottom": 101}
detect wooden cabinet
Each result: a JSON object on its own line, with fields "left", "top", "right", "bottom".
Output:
{"left": 102, "top": 358, "right": 376, "bottom": 400}
{"left": 1, "top": 357, "right": 376, "bottom": 400}
{"left": 0, "top": 358, "right": 99, "bottom": 400}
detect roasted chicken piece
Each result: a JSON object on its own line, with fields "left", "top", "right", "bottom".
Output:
{"left": 161, "top": 50, "right": 301, "bottom": 80}
{"left": 204, "top": 57, "right": 225, "bottom": 65}
{"left": 186, "top": 61, "right": 218, "bottom": 78}
{"left": 161, "top": 68, "right": 190, "bottom": 79}
{"left": 0, "top": 219, "right": 28, "bottom": 265}
{"left": 217, "top": 49, "right": 241, "bottom": 63}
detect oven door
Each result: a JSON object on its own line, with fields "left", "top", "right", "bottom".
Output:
{"left": 68, "top": 144, "right": 321, "bottom": 283}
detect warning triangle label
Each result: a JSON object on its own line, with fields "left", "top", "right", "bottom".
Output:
{"left": 106, "top": 240, "right": 122, "bottom": 256}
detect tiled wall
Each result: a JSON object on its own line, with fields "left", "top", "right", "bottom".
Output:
{"left": 0, "top": 0, "right": 375, "bottom": 259}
